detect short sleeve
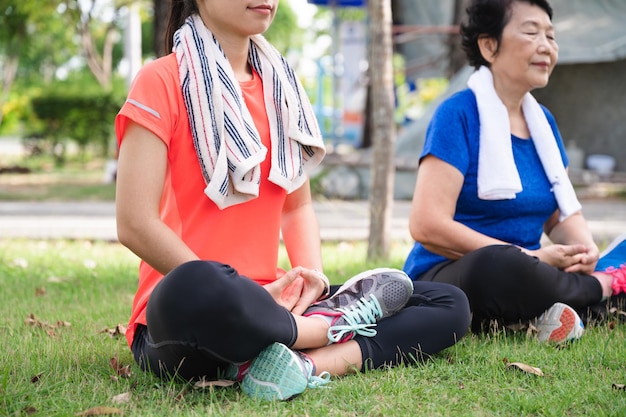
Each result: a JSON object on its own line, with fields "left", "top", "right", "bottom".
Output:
{"left": 115, "top": 54, "right": 182, "bottom": 149}
{"left": 421, "top": 90, "right": 478, "bottom": 176}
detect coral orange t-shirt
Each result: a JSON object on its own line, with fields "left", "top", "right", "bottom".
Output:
{"left": 116, "top": 53, "right": 288, "bottom": 347}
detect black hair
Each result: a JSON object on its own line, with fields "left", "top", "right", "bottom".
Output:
{"left": 460, "top": 0, "right": 553, "bottom": 69}
{"left": 164, "top": 0, "right": 199, "bottom": 53}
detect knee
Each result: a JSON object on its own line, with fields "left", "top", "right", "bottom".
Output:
{"left": 447, "top": 285, "right": 472, "bottom": 337}
{"left": 463, "top": 245, "right": 523, "bottom": 271}
{"left": 461, "top": 245, "right": 530, "bottom": 292}
{"left": 422, "top": 282, "right": 471, "bottom": 338}
{"left": 148, "top": 260, "right": 237, "bottom": 316}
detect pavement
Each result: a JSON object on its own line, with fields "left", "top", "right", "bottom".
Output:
{"left": 1, "top": 198, "right": 626, "bottom": 244}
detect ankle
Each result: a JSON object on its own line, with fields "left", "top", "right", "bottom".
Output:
{"left": 593, "top": 271, "right": 614, "bottom": 300}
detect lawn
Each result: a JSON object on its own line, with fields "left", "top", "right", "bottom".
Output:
{"left": 0, "top": 156, "right": 116, "bottom": 202}
{"left": 1, "top": 239, "right": 625, "bottom": 417}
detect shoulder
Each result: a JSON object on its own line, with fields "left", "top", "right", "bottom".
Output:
{"left": 429, "top": 88, "right": 478, "bottom": 127}
{"left": 132, "top": 54, "right": 179, "bottom": 89}
{"left": 538, "top": 103, "right": 557, "bottom": 125}
{"left": 437, "top": 89, "right": 477, "bottom": 113}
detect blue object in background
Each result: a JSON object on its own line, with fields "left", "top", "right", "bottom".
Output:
{"left": 307, "top": 0, "right": 366, "bottom": 6}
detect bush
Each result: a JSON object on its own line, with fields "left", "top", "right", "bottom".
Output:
{"left": 27, "top": 89, "right": 123, "bottom": 163}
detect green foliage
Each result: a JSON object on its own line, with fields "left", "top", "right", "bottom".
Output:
{"left": 26, "top": 77, "right": 125, "bottom": 164}
{"left": 0, "top": 1, "right": 77, "bottom": 81}
{"left": 263, "top": 0, "right": 303, "bottom": 55}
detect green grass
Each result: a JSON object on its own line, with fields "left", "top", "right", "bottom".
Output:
{"left": 1, "top": 239, "right": 625, "bottom": 417}
{"left": 0, "top": 157, "right": 116, "bottom": 202}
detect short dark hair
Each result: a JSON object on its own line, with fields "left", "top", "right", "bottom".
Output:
{"left": 460, "top": 0, "right": 554, "bottom": 69}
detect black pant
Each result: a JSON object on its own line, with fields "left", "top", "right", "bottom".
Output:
{"left": 418, "top": 245, "right": 606, "bottom": 331}
{"left": 132, "top": 260, "right": 471, "bottom": 381}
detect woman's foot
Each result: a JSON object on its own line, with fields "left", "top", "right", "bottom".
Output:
{"left": 535, "top": 302, "right": 584, "bottom": 344}
{"left": 593, "top": 234, "right": 626, "bottom": 300}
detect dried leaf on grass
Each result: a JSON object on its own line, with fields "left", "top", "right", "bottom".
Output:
{"left": 22, "top": 405, "right": 37, "bottom": 415}
{"left": 30, "top": 372, "right": 44, "bottom": 384}
{"left": 609, "top": 307, "right": 626, "bottom": 318}
{"left": 194, "top": 378, "right": 236, "bottom": 389}
{"left": 100, "top": 324, "right": 127, "bottom": 338}
{"left": 24, "top": 313, "right": 71, "bottom": 337}
{"left": 505, "top": 362, "right": 544, "bottom": 376}
{"left": 109, "top": 357, "right": 132, "bottom": 379}
{"left": 75, "top": 406, "right": 123, "bottom": 416}
{"left": 111, "top": 392, "right": 132, "bottom": 404}
{"left": 35, "top": 287, "right": 46, "bottom": 296}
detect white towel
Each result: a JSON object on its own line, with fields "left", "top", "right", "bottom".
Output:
{"left": 467, "top": 66, "right": 581, "bottom": 221}
{"left": 174, "top": 15, "right": 325, "bottom": 209}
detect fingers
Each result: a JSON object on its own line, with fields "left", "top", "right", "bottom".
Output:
{"left": 280, "top": 277, "right": 304, "bottom": 311}
{"left": 265, "top": 267, "right": 329, "bottom": 315}
{"left": 291, "top": 285, "right": 319, "bottom": 315}
{"left": 263, "top": 267, "right": 303, "bottom": 308}
{"left": 274, "top": 266, "right": 303, "bottom": 290}
{"left": 290, "top": 268, "right": 328, "bottom": 315}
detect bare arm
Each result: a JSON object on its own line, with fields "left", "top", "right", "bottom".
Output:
{"left": 409, "top": 155, "right": 507, "bottom": 259}
{"left": 115, "top": 122, "right": 199, "bottom": 275}
{"left": 410, "top": 155, "right": 599, "bottom": 272}
{"left": 544, "top": 210, "right": 599, "bottom": 273}
{"left": 281, "top": 179, "right": 323, "bottom": 271}
{"left": 279, "top": 179, "right": 326, "bottom": 314}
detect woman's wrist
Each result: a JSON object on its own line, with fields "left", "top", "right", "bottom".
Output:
{"left": 313, "top": 269, "right": 330, "bottom": 300}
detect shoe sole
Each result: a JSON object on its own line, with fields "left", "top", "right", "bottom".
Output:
{"left": 536, "top": 303, "right": 584, "bottom": 343}
{"left": 241, "top": 343, "right": 307, "bottom": 401}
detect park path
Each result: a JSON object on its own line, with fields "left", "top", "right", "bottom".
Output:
{"left": 1, "top": 199, "right": 625, "bottom": 244}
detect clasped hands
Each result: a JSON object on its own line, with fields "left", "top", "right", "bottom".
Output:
{"left": 527, "top": 243, "right": 599, "bottom": 274}
{"left": 263, "top": 267, "right": 330, "bottom": 315}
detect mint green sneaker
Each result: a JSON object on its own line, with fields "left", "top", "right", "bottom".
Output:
{"left": 241, "top": 343, "right": 330, "bottom": 401}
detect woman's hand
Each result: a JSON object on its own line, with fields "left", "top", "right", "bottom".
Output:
{"left": 263, "top": 267, "right": 328, "bottom": 315}
{"left": 526, "top": 243, "right": 598, "bottom": 273}
{"left": 564, "top": 243, "right": 599, "bottom": 274}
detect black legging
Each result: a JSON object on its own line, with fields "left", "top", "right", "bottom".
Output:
{"left": 131, "top": 260, "right": 471, "bottom": 381}
{"left": 417, "top": 245, "right": 604, "bottom": 331}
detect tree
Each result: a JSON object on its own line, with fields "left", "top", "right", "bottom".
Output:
{"left": 366, "top": 0, "right": 395, "bottom": 260}
{"left": 152, "top": 0, "right": 168, "bottom": 57}
{"left": 0, "top": 0, "right": 72, "bottom": 126}
{"left": 58, "top": 0, "right": 138, "bottom": 91}
{"left": 0, "top": 3, "right": 26, "bottom": 126}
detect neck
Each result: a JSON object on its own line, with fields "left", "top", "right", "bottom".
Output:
{"left": 197, "top": 13, "right": 253, "bottom": 81}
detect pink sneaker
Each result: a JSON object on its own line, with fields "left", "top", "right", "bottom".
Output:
{"left": 605, "top": 264, "right": 626, "bottom": 296}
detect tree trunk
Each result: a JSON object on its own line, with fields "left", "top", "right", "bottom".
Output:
{"left": 153, "top": 0, "right": 169, "bottom": 57}
{"left": 367, "top": 0, "right": 396, "bottom": 261}
{"left": 0, "top": 54, "right": 18, "bottom": 127}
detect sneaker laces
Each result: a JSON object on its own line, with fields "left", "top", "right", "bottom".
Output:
{"left": 307, "top": 371, "right": 331, "bottom": 388}
{"left": 296, "top": 352, "right": 331, "bottom": 388}
{"left": 606, "top": 264, "right": 626, "bottom": 296}
{"left": 328, "top": 294, "right": 383, "bottom": 342}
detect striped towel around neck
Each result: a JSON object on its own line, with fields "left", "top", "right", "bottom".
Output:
{"left": 174, "top": 14, "right": 325, "bottom": 209}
